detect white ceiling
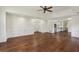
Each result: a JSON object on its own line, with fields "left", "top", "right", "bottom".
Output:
{"left": 3, "top": 6, "right": 79, "bottom": 20}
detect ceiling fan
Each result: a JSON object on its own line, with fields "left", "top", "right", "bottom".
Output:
{"left": 39, "top": 6, "right": 53, "bottom": 13}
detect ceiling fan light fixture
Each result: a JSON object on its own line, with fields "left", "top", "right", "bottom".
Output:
{"left": 39, "top": 6, "right": 53, "bottom": 13}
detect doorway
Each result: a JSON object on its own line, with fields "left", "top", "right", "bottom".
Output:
{"left": 54, "top": 24, "right": 57, "bottom": 33}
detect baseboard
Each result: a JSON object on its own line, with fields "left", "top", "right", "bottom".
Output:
{"left": 8, "top": 34, "right": 34, "bottom": 39}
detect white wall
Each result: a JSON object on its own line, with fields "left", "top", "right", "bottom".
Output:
{"left": 6, "top": 13, "right": 34, "bottom": 38}
{"left": 6, "top": 13, "right": 55, "bottom": 38}
{"left": 68, "top": 20, "right": 72, "bottom": 32}
{"left": 71, "top": 15, "right": 79, "bottom": 37}
{"left": 6, "top": 14, "right": 54, "bottom": 38}
{"left": 0, "top": 8, "right": 6, "bottom": 42}
{"left": 31, "top": 19, "right": 49, "bottom": 33}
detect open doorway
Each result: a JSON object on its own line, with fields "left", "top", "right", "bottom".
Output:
{"left": 54, "top": 24, "right": 57, "bottom": 33}
{"left": 53, "top": 20, "right": 69, "bottom": 33}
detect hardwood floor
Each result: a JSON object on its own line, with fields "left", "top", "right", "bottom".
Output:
{"left": 0, "top": 32, "right": 79, "bottom": 52}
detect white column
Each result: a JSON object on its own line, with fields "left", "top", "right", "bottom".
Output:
{"left": 0, "top": 7, "right": 7, "bottom": 42}
{"left": 71, "top": 15, "right": 79, "bottom": 37}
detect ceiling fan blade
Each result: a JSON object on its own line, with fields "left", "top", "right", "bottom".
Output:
{"left": 47, "top": 6, "right": 53, "bottom": 9}
{"left": 47, "top": 10, "right": 52, "bottom": 12}
{"left": 40, "top": 6, "right": 44, "bottom": 9}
